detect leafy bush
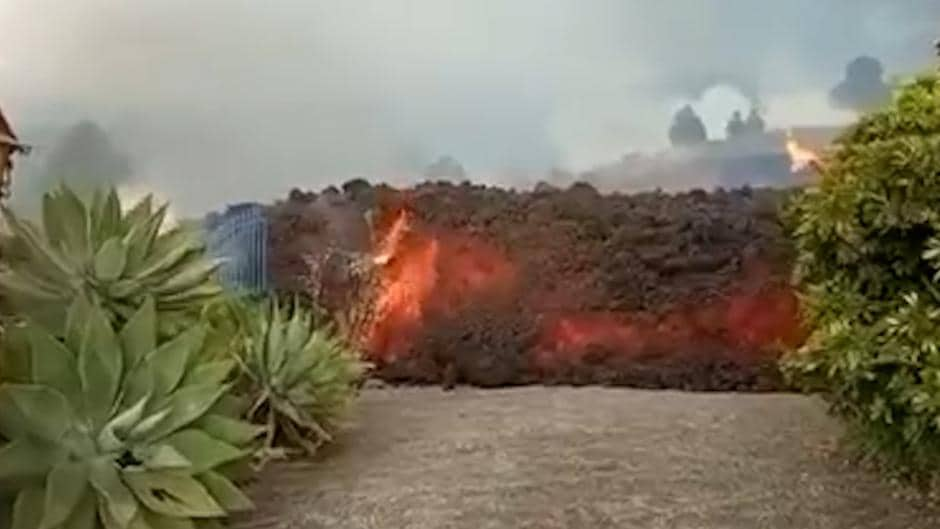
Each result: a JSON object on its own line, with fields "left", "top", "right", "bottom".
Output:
{"left": 783, "top": 73, "right": 940, "bottom": 477}
{"left": 0, "top": 296, "right": 262, "bottom": 528}
{"left": 236, "top": 300, "right": 367, "bottom": 461}
{"left": 0, "top": 185, "right": 222, "bottom": 336}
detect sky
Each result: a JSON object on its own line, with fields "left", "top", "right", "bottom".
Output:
{"left": 2, "top": 1, "right": 939, "bottom": 215}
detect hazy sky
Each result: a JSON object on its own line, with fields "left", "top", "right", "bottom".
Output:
{"left": 2, "top": 1, "right": 938, "bottom": 214}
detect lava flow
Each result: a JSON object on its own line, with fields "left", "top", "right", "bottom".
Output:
{"left": 534, "top": 285, "right": 803, "bottom": 371}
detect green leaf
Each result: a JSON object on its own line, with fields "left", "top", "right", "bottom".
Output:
{"left": 65, "top": 296, "right": 95, "bottom": 351}
{"left": 0, "top": 385, "right": 74, "bottom": 442}
{"left": 284, "top": 308, "right": 311, "bottom": 359}
{"left": 196, "top": 414, "right": 265, "bottom": 447}
{"left": 89, "top": 458, "right": 139, "bottom": 529}
{"left": 0, "top": 440, "right": 59, "bottom": 487}
{"left": 141, "top": 325, "right": 206, "bottom": 399}
{"left": 264, "top": 304, "right": 286, "bottom": 377}
{"left": 122, "top": 470, "right": 225, "bottom": 518}
{"left": 131, "top": 510, "right": 195, "bottom": 529}
{"left": 42, "top": 193, "right": 68, "bottom": 249}
{"left": 78, "top": 306, "right": 123, "bottom": 427}
{"left": 61, "top": 489, "right": 97, "bottom": 529}
{"left": 11, "top": 487, "right": 44, "bottom": 529}
{"left": 27, "top": 325, "right": 81, "bottom": 404}
{"left": 40, "top": 461, "right": 89, "bottom": 529}
{"left": 99, "top": 189, "right": 123, "bottom": 241}
{"left": 197, "top": 471, "right": 253, "bottom": 512}
{"left": 120, "top": 298, "right": 157, "bottom": 371}
{"left": 133, "top": 444, "right": 192, "bottom": 471}
{"left": 1, "top": 206, "right": 75, "bottom": 282}
{"left": 164, "top": 429, "right": 246, "bottom": 474}
{"left": 133, "top": 229, "right": 198, "bottom": 281}
{"left": 0, "top": 324, "right": 32, "bottom": 385}
{"left": 99, "top": 395, "right": 150, "bottom": 452}
{"left": 123, "top": 364, "right": 156, "bottom": 413}
{"left": 127, "top": 407, "right": 172, "bottom": 442}
{"left": 55, "top": 186, "right": 91, "bottom": 261}
{"left": 181, "top": 360, "right": 234, "bottom": 389}
{"left": 124, "top": 203, "right": 167, "bottom": 272}
{"left": 95, "top": 238, "right": 129, "bottom": 282}
{"left": 135, "top": 384, "right": 230, "bottom": 443}
{"left": 151, "top": 260, "right": 220, "bottom": 295}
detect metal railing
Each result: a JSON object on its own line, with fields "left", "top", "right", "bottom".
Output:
{"left": 203, "top": 203, "right": 269, "bottom": 294}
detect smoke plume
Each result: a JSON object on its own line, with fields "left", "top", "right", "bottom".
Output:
{"left": 1, "top": 1, "right": 938, "bottom": 214}
{"left": 829, "top": 56, "right": 892, "bottom": 112}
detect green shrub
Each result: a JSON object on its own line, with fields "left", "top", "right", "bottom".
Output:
{"left": 236, "top": 299, "right": 367, "bottom": 461}
{"left": 783, "top": 73, "right": 940, "bottom": 477}
{"left": 0, "top": 185, "right": 222, "bottom": 336}
{"left": 0, "top": 296, "right": 262, "bottom": 528}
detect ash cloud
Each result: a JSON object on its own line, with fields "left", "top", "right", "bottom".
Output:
{"left": 829, "top": 56, "right": 892, "bottom": 113}
{"left": 1, "top": 1, "right": 938, "bottom": 214}
{"left": 11, "top": 120, "right": 133, "bottom": 212}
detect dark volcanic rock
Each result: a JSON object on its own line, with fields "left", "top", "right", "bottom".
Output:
{"left": 267, "top": 182, "right": 797, "bottom": 391}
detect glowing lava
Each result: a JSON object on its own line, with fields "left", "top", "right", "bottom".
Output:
{"left": 534, "top": 285, "right": 804, "bottom": 370}
{"left": 364, "top": 209, "right": 516, "bottom": 360}
{"left": 361, "top": 208, "right": 803, "bottom": 374}
{"left": 785, "top": 129, "right": 822, "bottom": 174}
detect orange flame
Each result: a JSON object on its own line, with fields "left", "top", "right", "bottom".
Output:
{"left": 373, "top": 209, "right": 411, "bottom": 266}
{"left": 364, "top": 209, "right": 516, "bottom": 359}
{"left": 785, "top": 129, "right": 821, "bottom": 174}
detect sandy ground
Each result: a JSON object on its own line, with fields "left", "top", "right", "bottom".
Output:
{"left": 235, "top": 387, "right": 939, "bottom": 529}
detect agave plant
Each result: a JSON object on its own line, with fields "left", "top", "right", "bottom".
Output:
{"left": 199, "top": 294, "right": 258, "bottom": 362}
{"left": 0, "top": 296, "right": 262, "bottom": 529}
{"left": 238, "top": 300, "right": 367, "bottom": 460}
{"left": 0, "top": 184, "right": 222, "bottom": 336}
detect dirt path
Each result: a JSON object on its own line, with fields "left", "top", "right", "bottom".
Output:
{"left": 236, "top": 387, "right": 939, "bottom": 529}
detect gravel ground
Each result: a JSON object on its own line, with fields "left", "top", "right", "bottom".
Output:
{"left": 235, "top": 387, "right": 939, "bottom": 529}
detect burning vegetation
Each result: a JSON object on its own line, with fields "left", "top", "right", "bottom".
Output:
{"left": 269, "top": 180, "right": 805, "bottom": 391}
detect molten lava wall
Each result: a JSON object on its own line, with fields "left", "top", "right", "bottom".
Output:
{"left": 268, "top": 182, "right": 803, "bottom": 391}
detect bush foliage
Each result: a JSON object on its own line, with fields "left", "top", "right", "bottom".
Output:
{"left": 783, "top": 73, "right": 940, "bottom": 476}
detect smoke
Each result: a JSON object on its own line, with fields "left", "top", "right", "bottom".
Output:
{"left": 11, "top": 120, "right": 132, "bottom": 212}
{"left": 829, "top": 56, "right": 892, "bottom": 112}
{"left": 1, "top": 0, "right": 938, "bottom": 214}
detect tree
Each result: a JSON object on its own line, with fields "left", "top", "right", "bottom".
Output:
{"left": 423, "top": 155, "right": 466, "bottom": 180}
{"left": 744, "top": 108, "right": 765, "bottom": 135}
{"left": 784, "top": 73, "right": 940, "bottom": 479}
{"left": 725, "top": 110, "right": 745, "bottom": 139}
{"left": 668, "top": 105, "right": 707, "bottom": 147}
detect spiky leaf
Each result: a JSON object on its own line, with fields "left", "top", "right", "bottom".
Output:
{"left": 123, "top": 470, "right": 225, "bottom": 518}
{"left": 40, "top": 461, "right": 89, "bottom": 529}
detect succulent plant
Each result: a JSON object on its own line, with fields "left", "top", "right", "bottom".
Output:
{"left": 238, "top": 300, "right": 367, "bottom": 460}
{"left": 0, "top": 184, "right": 223, "bottom": 336}
{"left": 0, "top": 296, "right": 262, "bottom": 529}
{"left": 199, "top": 295, "right": 258, "bottom": 362}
